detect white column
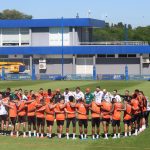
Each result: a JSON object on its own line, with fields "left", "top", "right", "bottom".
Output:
{"left": 29, "top": 28, "right": 32, "bottom": 46}
{"left": 19, "top": 28, "right": 21, "bottom": 46}
{"left": 73, "top": 55, "right": 76, "bottom": 74}
{"left": 140, "top": 54, "right": 143, "bottom": 75}
{"left": 72, "top": 27, "right": 75, "bottom": 46}
{"left": 93, "top": 55, "right": 96, "bottom": 66}
{"left": 30, "top": 56, "right": 33, "bottom": 75}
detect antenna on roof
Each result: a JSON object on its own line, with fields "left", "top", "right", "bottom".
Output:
{"left": 76, "top": 13, "right": 79, "bottom": 18}
{"left": 88, "top": 9, "right": 91, "bottom": 18}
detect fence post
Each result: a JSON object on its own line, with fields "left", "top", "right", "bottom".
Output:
{"left": 125, "top": 65, "right": 129, "bottom": 81}
{"left": 32, "top": 64, "right": 36, "bottom": 80}
{"left": 93, "top": 65, "right": 97, "bottom": 80}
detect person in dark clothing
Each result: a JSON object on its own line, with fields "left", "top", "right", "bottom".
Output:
{"left": 120, "top": 90, "right": 132, "bottom": 102}
{"left": 53, "top": 89, "right": 63, "bottom": 103}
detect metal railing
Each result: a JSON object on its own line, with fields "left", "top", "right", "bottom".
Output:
{"left": 80, "top": 41, "right": 149, "bottom": 46}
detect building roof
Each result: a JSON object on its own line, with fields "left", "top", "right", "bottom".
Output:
{"left": 0, "top": 45, "right": 150, "bottom": 55}
{"left": 0, "top": 18, "right": 105, "bottom": 28}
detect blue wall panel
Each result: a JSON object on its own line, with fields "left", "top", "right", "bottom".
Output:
{"left": 0, "top": 45, "right": 150, "bottom": 55}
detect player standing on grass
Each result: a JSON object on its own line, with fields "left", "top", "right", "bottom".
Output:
{"left": 111, "top": 98, "right": 123, "bottom": 139}
{"left": 8, "top": 97, "right": 18, "bottom": 136}
{"left": 45, "top": 98, "right": 56, "bottom": 138}
{"left": 73, "top": 87, "right": 84, "bottom": 103}
{"left": 85, "top": 88, "right": 94, "bottom": 116}
{"left": 0, "top": 95, "right": 9, "bottom": 135}
{"left": 101, "top": 98, "right": 112, "bottom": 139}
{"left": 131, "top": 94, "right": 140, "bottom": 136}
{"left": 44, "top": 89, "right": 53, "bottom": 104}
{"left": 36, "top": 99, "right": 46, "bottom": 138}
{"left": 118, "top": 99, "right": 132, "bottom": 137}
{"left": 94, "top": 86, "right": 103, "bottom": 104}
{"left": 17, "top": 98, "right": 27, "bottom": 137}
{"left": 55, "top": 97, "right": 66, "bottom": 139}
{"left": 63, "top": 88, "right": 73, "bottom": 103}
{"left": 112, "top": 90, "right": 122, "bottom": 102}
{"left": 89, "top": 100, "right": 101, "bottom": 140}
{"left": 76, "top": 98, "right": 88, "bottom": 140}
{"left": 65, "top": 96, "right": 76, "bottom": 140}
{"left": 26, "top": 94, "right": 37, "bottom": 137}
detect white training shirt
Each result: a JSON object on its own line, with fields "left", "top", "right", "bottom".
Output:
{"left": 0, "top": 103, "right": 8, "bottom": 115}
{"left": 111, "top": 95, "right": 122, "bottom": 102}
{"left": 102, "top": 92, "right": 112, "bottom": 103}
{"left": 73, "top": 91, "right": 85, "bottom": 101}
{"left": 94, "top": 91, "right": 103, "bottom": 103}
{"left": 63, "top": 91, "right": 74, "bottom": 103}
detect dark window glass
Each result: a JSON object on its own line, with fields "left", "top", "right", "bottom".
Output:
{"left": 97, "top": 54, "right": 106, "bottom": 58}
{"left": 118, "top": 54, "right": 127, "bottom": 58}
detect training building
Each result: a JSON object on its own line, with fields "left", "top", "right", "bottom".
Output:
{"left": 0, "top": 18, "right": 150, "bottom": 77}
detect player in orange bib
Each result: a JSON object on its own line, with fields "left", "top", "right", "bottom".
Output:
{"left": 101, "top": 99, "right": 112, "bottom": 139}
{"left": 131, "top": 94, "right": 140, "bottom": 136}
{"left": 44, "top": 89, "right": 53, "bottom": 104}
{"left": 36, "top": 98, "right": 46, "bottom": 138}
{"left": 76, "top": 98, "right": 88, "bottom": 140}
{"left": 55, "top": 97, "right": 66, "bottom": 139}
{"left": 64, "top": 96, "right": 76, "bottom": 139}
{"left": 111, "top": 98, "right": 123, "bottom": 139}
{"left": 89, "top": 100, "right": 101, "bottom": 140}
{"left": 16, "top": 99, "right": 27, "bottom": 137}
{"left": 7, "top": 97, "right": 18, "bottom": 136}
{"left": 45, "top": 97, "right": 56, "bottom": 138}
{"left": 118, "top": 99, "right": 132, "bottom": 137}
{"left": 26, "top": 94, "right": 37, "bottom": 137}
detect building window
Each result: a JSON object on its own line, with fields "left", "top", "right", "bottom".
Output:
{"left": 2, "top": 28, "right": 19, "bottom": 46}
{"left": 128, "top": 54, "right": 136, "bottom": 58}
{"left": 118, "top": 54, "right": 127, "bottom": 58}
{"left": 77, "top": 55, "right": 94, "bottom": 58}
{"left": 20, "top": 28, "right": 30, "bottom": 46}
{"left": 0, "top": 55, "right": 8, "bottom": 58}
{"left": 1, "top": 28, "right": 30, "bottom": 46}
{"left": 107, "top": 54, "right": 115, "bottom": 58}
{"left": 97, "top": 54, "right": 106, "bottom": 58}
{"left": 23, "top": 55, "right": 33, "bottom": 58}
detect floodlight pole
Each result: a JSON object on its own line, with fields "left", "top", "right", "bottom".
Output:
{"left": 61, "top": 17, "right": 64, "bottom": 77}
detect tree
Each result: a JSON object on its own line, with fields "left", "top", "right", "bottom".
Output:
{"left": 0, "top": 9, "right": 32, "bottom": 19}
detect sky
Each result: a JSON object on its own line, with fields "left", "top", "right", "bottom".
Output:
{"left": 0, "top": 0, "right": 149, "bottom": 27}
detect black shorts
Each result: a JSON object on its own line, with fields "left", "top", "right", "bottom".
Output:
{"left": 37, "top": 117, "right": 45, "bottom": 126}
{"left": 91, "top": 118, "right": 100, "bottom": 128}
{"left": 141, "top": 112, "right": 147, "bottom": 118}
{"left": 145, "top": 111, "right": 149, "bottom": 118}
{"left": 132, "top": 114, "right": 140, "bottom": 122}
{"left": 0, "top": 115, "right": 8, "bottom": 122}
{"left": 18, "top": 116, "right": 26, "bottom": 123}
{"left": 112, "top": 120, "right": 120, "bottom": 127}
{"left": 78, "top": 119, "right": 88, "bottom": 128}
{"left": 28, "top": 116, "right": 36, "bottom": 125}
{"left": 102, "top": 118, "right": 110, "bottom": 124}
{"left": 57, "top": 120, "right": 64, "bottom": 126}
{"left": 124, "top": 119, "right": 131, "bottom": 126}
{"left": 66, "top": 118, "right": 76, "bottom": 128}
{"left": 46, "top": 120, "right": 54, "bottom": 127}
{"left": 10, "top": 117, "right": 17, "bottom": 125}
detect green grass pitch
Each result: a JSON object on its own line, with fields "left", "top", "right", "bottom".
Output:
{"left": 0, "top": 80, "right": 150, "bottom": 150}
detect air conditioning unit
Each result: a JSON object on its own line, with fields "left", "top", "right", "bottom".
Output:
{"left": 39, "top": 59, "right": 46, "bottom": 70}
{"left": 142, "top": 58, "right": 150, "bottom": 64}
